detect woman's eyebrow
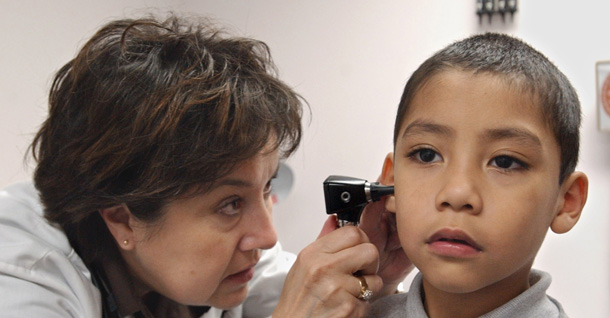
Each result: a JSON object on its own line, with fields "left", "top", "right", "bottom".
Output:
{"left": 401, "top": 119, "right": 454, "bottom": 139}
{"left": 212, "top": 163, "right": 279, "bottom": 189}
{"left": 272, "top": 164, "right": 279, "bottom": 179}
{"left": 214, "top": 178, "right": 253, "bottom": 188}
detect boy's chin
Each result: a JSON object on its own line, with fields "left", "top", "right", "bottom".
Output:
{"left": 421, "top": 268, "right": 494, "bottom": 294}
{"left": 421, "top": 264, "right": 532, "bottom": 296}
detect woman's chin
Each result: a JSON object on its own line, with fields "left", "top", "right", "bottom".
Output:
{"left": 205, "top": 284, "right": 249, "bottom": 310}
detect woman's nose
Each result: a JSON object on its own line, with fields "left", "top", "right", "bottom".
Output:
{"left": 435, "top": 163, "right": 483, "bottom": 214}
{"left": 239, "top": 198, "right": 278, "bottom": 251}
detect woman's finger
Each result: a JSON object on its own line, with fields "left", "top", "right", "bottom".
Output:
{"left": 350, "top": 274, "right": 383, "bottom": 301}
{"left": 311, "top": 225, "right": 371, "bottom": 255}
{"left": 330, "top": 241, "right": 380, "bottom": 276}
{"left": 317, "top": 215, "right": 338, "bottom": 239}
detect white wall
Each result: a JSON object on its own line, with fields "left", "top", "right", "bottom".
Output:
{"left": 1, "top": 1, "right": 608, "bottom": 317}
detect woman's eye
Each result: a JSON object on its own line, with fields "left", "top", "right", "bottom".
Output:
{"left": 490, "top": 155, "right": 528, "bottom": 170}
{"left": 409, "top": 148, "right": 442, "bottom": 163}
{"left": 217, "top": 198, "right": 242, "bottom": 216}
{"left": 263, "top": 179, "right": 274, "bottom": 198}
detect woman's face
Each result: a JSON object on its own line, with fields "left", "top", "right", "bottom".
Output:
{"left": 125, "top": 148, "right": 280, "bottom": 309}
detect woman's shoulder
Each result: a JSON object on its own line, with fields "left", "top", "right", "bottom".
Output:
{"left": 0, "top": 181, "right": 101, "bottom": 316}
{"left": 0, "top": 181, "right": 73, "bottom": 255}
{"left": 0, "top": 181, "right": 88, "bottom": 277}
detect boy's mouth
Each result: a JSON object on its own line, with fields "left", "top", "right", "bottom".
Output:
{"left": 427, "top": 228, "right": 483, "bottom": 256}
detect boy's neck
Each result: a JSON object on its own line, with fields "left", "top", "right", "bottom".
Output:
{"left": 421, "top": 266, "right": 531, "bottom": 318}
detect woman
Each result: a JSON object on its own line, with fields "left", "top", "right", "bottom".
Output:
{"left": 0, "top": 15, "right": 410, "bottom": 317}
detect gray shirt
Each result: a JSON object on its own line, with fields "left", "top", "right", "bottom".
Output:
{"left": 367, "top": 269, "right": 568, "bottom": 318}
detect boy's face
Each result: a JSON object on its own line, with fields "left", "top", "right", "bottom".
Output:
{"left": 386, "top": 70, "right": 565, "bottom": 296}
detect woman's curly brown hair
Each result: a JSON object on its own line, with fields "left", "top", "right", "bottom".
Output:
{"left": 30, "top": 15, "right": 303, "bottom": 261}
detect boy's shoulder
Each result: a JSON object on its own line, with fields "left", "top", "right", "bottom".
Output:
{"left": 367, "top": 292, "right": 413, "bottom": 318}
{"left": 479, "top": 269, "right": 569, "bottom": 318}
{"left": 367, "top": 272, "right": 428, "bottom": 317}
{"left": 367, "top": 270, "right": 569, "bottom": 318}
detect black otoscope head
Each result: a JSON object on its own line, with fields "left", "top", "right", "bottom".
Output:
{"left": 323, "top": 175, "right": 394, "bottom": 226}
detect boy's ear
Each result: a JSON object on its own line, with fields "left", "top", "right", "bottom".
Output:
{"left": 550, "top": 171, "right": 588, "bottom": 234}
{"left": 99, "top": 204, "right": 135, "bottom": 250}
{"left": 381, "top": 152, "right": 396, "bottom": 213}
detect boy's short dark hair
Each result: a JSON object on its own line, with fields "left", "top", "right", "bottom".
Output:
{"left": 394, "top": 33, "right": 580, "bottom": 184}
{"left": 30, "top": 15, "right": 303, "bottom": 261}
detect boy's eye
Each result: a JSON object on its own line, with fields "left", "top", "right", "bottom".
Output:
{"left": 409, "top": 148, "right": 442, "bottom": 163}
{"left": 490, "top": 155, "right": 528, "bottom": 170}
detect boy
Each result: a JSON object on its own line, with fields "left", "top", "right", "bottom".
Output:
{"left": 367, "top": 33, "right": 588, "bottom": 317}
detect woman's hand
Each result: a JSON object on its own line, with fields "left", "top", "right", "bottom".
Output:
{"left": 359, "top": 197, "right": 413, "bottom": 299}
{"left": 273, "top": 216, "right": 383, "bottom": 318}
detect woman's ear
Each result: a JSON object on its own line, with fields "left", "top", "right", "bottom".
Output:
{"left": 381, "top": 152, "right": 396, "bottom": 213}
{"left": 99, "top": 204, "right": 135, "bottom": 250}
{"left": 550, "top": 171, "right": 588, "bottom": 234}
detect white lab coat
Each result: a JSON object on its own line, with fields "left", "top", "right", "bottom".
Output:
{"left": 0, "top": 182, "right": 295, "bottom": 318}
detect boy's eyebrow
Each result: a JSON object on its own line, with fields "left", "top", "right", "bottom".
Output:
{"left": 482, "top": 127, "right": 542, "bottom": 147}
{"left": 401, "top": 119, "right": 454, "bottom": 139}
{"left": 401, "top": 120, "right": 542, "bottom": 148}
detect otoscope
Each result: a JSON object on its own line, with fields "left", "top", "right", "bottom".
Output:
{"left": 323, "top": 175, "right": 394, "bottom": 227}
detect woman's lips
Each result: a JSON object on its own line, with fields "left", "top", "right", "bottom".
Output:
{"left": 225, "top": 266, "right": 256, "bottom": 284}
{"left": 427, "top": 228, "right": 482, "bottom": 258}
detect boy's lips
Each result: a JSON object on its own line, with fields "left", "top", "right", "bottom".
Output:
{"left": 426, "top": 228, "right": 482, "bottom": 257}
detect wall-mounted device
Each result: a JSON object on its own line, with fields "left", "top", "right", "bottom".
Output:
{"left": 477, "top": 0, "right": 517, "bottom": 23}
{"left": 323, "top": 175, "right": 394, "bottom": 227}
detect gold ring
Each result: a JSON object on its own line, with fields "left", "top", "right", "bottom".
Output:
{"left": 356, "top": 275, "right": 373, "bottom": 301}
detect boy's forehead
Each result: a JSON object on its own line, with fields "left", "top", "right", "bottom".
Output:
{"left": 399, "top": 70, "right": 554, "bottom": 141}
{"left": 407, "top": 70, "right": 545, "bottom": 119}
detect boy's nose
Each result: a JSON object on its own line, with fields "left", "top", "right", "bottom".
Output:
{"left": 435, "top": 164, "right": 483, "bottom": 214}
{"left": 239, "top": 198, "right": 278, "bottom": 252}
